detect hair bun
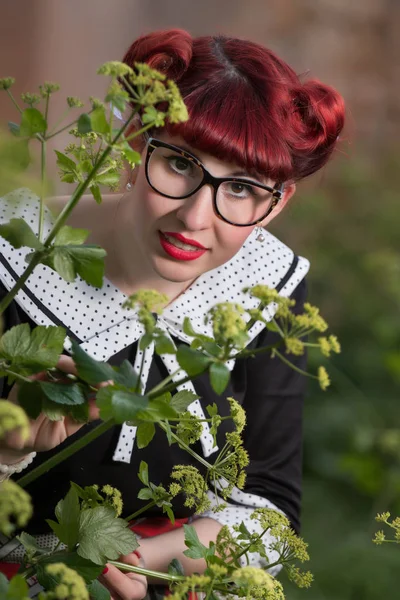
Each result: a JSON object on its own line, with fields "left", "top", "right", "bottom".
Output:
{"left": 123, "top": 29, "right": 193, "bottom": 82}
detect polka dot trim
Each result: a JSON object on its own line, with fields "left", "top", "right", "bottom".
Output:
{"left": 0, "top": 188, "right": 310, "bottom": 464}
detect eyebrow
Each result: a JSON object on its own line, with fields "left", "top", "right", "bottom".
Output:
{"left": 177, "top": 144, "right": 264, "bottom": 182}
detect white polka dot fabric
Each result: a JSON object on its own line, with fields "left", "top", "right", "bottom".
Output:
{"left": 0, "top": 188, "right": 309, "bottom": 463}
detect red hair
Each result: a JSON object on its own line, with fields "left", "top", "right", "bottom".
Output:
{"left": 122, "top": 29, "right": 345, "bottom": 182}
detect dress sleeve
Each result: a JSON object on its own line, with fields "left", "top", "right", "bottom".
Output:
{"left": 201, "top": 277, "right": 308, "bottom": 572}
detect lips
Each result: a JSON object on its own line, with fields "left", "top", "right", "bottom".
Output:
{"left": 158, "top": 231, "right": 208, "bottom": 261}
{"left": 163, "top": 231, "right": 207, "bottom": 250}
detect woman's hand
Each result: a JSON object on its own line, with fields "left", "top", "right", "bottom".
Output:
{"left": 99, "top": 552, "right": 148, "bottom": 600}
{"left": 0, "top": 355, "right": 108, "bottom": 459}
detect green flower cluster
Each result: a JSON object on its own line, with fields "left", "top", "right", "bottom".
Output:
{"left": 21, "top": 92, "right": 41, "bottom": 106}
{"left": 373, "top": 511, "right": 400, "bottom": 545}
{"left": 232, "top": 566, "right": 284, "bottom": 599}
{"left": 318, "top": 335, "right": 341, "bottom": 357}
{"left": 75, "top": 483, "right": 123, "bottom": 517}
{"left": 123, "top": 289, "right": 169, "bottom": 334}
{"left": 39, "top": 82, "right": 60, "bottom": 97}
{"left": 0, "top": 77, "right": 15, "bottom": 90}
{"left": 0, "top": 400, "right": 30, "bottom": 441}
{"left": 167, "top": 574, "right": 211, "bottom": 600}
{"left": 176, "top": 411, "right": 203, "bottom": 445}
{"left": 227, "top": 397, "right": 246, "bottom": 434}
{"left": 38, "top": 563, "right": 88, "bottom": 600}
{"left": 66, "top": 96, "right": 84, "bottom": 108}
{"left": 206, "top": 302, "right": 248, "bottom": 351}
{"left": 0, "top": 480, "right": 32, "bottom": 535}
{"left": 170, "top": 465, "right": 211, "bottom": 513}
{"left": 217, "top": 431, "right": 249, "bottom": 495}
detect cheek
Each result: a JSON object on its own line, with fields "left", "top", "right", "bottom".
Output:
{"left": 216, "top": 224, "right": 254, "bottom": 256}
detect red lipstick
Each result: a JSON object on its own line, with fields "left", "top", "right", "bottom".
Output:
{"left": 158, "top": 231, "right": 207, "bottom": 261}
{"left": 163, "top": 232, "right": 206, "bottom": 249}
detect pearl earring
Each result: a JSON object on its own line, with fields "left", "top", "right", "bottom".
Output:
{"left": 126, "top": 181, "right": 132, "bottom": 190}
{"left": 256, "top": 226, "right": 265, "bottom": 243}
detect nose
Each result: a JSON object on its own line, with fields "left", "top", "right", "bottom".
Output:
{"left": 175, "top": 184, "right": 215, "bottom": 231}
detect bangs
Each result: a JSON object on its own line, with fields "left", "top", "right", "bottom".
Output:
{"left": 164, "top": 78, "right": 293, "bottom": 183}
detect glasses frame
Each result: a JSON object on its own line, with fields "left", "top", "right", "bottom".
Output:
{"left": 144, "top": 137, "right": 285, "bottom": 227}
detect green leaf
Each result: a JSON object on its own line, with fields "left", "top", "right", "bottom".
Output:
{"left": 54, "top": 150, "right": 77, "bottom": 172}
{"left": 168, "top": 558, "right": 185, "bottom": 577}
{"left": 5, "top": 575, "right": 29, "bottom": 599}
{"left": 70, "top": 339, "right": 116, "bottom": 384}
{"left": 96, "top": 387, "right": 149, "bottom": 424}
{"left": 39, "top": 381, "right": 86, "bottom": 405}
{"left": 138, "top": 460, "right": 149, "bottom": 486}
{"left": 176, "top": 345, "right": 212, "bottom": 376}
{"left": 77, "top": 505, "right": 138, "bottom": 564}
{"left": 183, "top": 317, "right": 198, "bottom": 337}
{"left": 95, "top": 172, "right": 120, "bottom": 187}
{"left": 0, "top": 323, "right": 65, "bottom": 373}
{"left": 17, "top": 532, "right": 50, "bottom": 559}
{"left": 139, "top": 333, "right": 153, "bottom": 351}
{"left": 0, "top": 573, "right": 8, "bottom": 595}
{"left": 54, "top": 225, "right": 88, "bottom": 246}
{"left": 121, "top": 146, "right": 141, "bottom": 167}
{"left": 182, "top": 524, "right": 210, "bottom": 560}
{"left": 113, "top": 360, "right": 138, "bottom": 389}
{"left": 91, "top": 107, "right": 109, "bottom": 134}
{"left": 0, "top": 218, "right": 43, "bottom": 250}
{"left": 36, "top": 551, "right": 103, "bottom": 584}
{"left": 137, "top": 488, "right": 153, "bottom": 500}
{"left": 90, "top": 183, "right": 102, "bottom": 204}
{"left": 170, "top": 390, "right": 199, "bottom": 413}
{"left": 55, "top": 247, "right": 77, "bottom": 281}
{"left": 66, "top": 245, "right": 106, "bottom": 288}
{"left": 46, "top": 485, "right": 80, "bottom": 550}
{"left": 8, "top": 122, "right": 20, "bottom": 137}
{"left": 209, "top": 362, "right": 230, "bottom": 395}
{"left": 136, "top": 398, "right": 178, "bottom": 422}
{"left": 88, "top": 580, "right": 111, "bottom": 600}
{"left": 17, "top": 381, "right": 44, "bottom": 419}
{"left": 20, "top": 107, "right": 47, "bottom": 137}
{"left": 77, "top": 113, "right": 92, "bottom": 134}
{"left": 136, "top": 421, "right": 156, "bottom": 448}
{"left": 155, "top": 335, "right": 176, "bottom": 355}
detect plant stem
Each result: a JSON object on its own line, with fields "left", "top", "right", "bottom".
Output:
{"left": 149, "top": 368, "right": 182, "bottom": 395}
{"left": 7, "top": 90, "right": 22, "bottom": 114}
{"left": 16, "top": 418, "right": 115, "bottom": 488}
{"left": 273, "top": 348, "right": 315, "bottom": 380}
{"left": 108, "top": 560, "right": 185, "bottom": 582}
{"left": 158, "top": 422, "right": 211, "bottom": 471}
{"left": 148, "top": 373, "right": 199, "bottom": 400}
{"left": 125, "top": 500, "right": 156, "bottom": 522}
{"left": 0, "top": 108, "right": 137, "bottom": 317}
{"left": 45, "top": 112, "right": 92, "bottom": 140}
{"left": 38, "top": 139, "right": 46, "bottom": 241}
{"left": 232, "top": 341, "right": 281, "bottom": 361}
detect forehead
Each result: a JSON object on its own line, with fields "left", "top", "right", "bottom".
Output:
{"left": 153, "top": 131, "right": 273, "bottom": 184}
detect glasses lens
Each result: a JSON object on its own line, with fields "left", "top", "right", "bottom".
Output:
{"left": 147, "top": 145, "right": 203, "bottom": 198}
{"left": 217, "top": 181, "right": 274, "bottom": 225}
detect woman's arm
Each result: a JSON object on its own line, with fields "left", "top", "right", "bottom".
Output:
{"left": 137, "top": 517, "right": 222, "bottom": 580}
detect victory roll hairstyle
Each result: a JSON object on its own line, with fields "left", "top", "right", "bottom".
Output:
{"left": 122, "top": 29, "right": 345, "bottom": 183}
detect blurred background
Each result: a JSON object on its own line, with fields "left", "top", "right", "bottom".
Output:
{"left": 1, "top": 0, "right": 399, "bottom": 597}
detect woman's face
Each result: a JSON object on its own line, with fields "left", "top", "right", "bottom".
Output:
{"left": 120, "top": 131, "right": 292, "bottom": 287}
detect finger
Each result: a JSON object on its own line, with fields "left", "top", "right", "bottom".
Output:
{"left": 100, "top": 562, "right": 147, "bottom": 600}
{"left": 56, "top": 354, "right": 79, "bottom": 377}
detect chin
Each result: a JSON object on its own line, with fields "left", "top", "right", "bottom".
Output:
{"left": 151, "top": 256, "right": 204, "bottom": 283}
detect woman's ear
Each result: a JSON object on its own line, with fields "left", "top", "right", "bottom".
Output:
{"left": 260, "top": 183, "right": 296, "bottom": 227}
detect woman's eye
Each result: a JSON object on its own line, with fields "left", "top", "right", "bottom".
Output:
{"left": 167, "top": 156, "right": 192, "bottom": 174}
{"left": 229, "top": 182, "right": 252, "bottom": 197}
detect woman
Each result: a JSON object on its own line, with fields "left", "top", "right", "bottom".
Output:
{"left": 0, "top": 29, "right": 344, "bottom": 599}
